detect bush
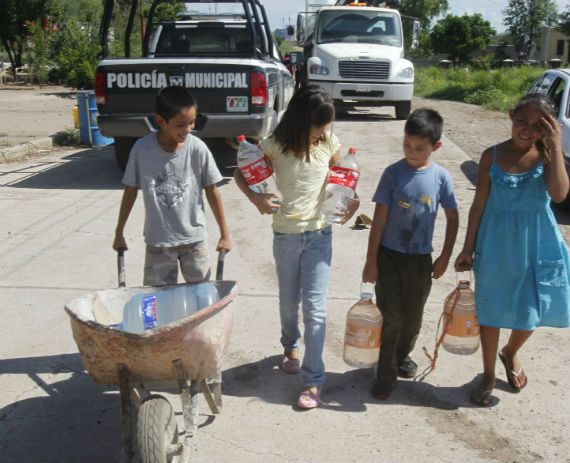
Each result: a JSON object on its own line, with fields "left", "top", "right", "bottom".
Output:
{"left": 415, "top": 65, "right": 546, "bottom": 112}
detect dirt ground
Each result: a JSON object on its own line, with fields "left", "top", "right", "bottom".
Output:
{"left": 0, "top": 84, "right": 511, "bottom": 160}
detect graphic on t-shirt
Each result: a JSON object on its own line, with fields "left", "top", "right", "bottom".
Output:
{"left": 154, "top": 169, "right": 188, "bottom": 208}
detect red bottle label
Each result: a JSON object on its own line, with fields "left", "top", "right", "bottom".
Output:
{"left": 327, "top": 166, "right": 360, "bottom": 189}
{"left": 239, "top": 156, "right": 272, "bottom": 185}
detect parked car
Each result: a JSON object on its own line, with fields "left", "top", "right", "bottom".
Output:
{"left": 527, "top": 68, "right": 570, "bottom": 209}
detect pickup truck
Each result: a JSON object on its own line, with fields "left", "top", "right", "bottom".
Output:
{"left": 95, "top": 0, "right": 294, "bottom": 169}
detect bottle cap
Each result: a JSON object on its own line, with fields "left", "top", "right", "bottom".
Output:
{"left": 237, "top": 135, "right": 246, "bottom": 142}
{"left": 349, "top": 147, "right": 356, "bottom": 154}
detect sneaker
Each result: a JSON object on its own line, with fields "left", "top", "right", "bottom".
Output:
{"left": 371, "top": 381, "right": 396, "bottom": 400}
{"left": 398, "top": 359, "right": 418, "bottom": 378}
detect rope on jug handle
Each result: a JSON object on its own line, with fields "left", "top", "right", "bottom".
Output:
{"left": 422, "top": 285, "right": 461, "bottom": 371}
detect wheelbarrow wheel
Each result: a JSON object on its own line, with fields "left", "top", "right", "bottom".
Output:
{"left": 135, "top": 395, "right": 180, "bottom": 463}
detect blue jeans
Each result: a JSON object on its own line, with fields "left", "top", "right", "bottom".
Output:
{"left": 273, "top": 226, "right": 332, "bottom": 386}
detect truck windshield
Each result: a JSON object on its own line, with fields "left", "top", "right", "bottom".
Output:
{"left": 316, "top": 10, "right": 401, "bottom": 47}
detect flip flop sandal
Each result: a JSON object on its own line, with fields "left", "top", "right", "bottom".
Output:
{"left": 470, "top": 386, "right": 493, "bottom": 406}
{"left": 281, "top": 355, "right": 300, "bottom": 374}
{"left": 297, "top": 388, "right": 321, "bottom": 409}
{"left": 498, "top": 350, "right": 528, "bottom": 391}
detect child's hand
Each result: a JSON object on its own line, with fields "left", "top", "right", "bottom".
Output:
{"left": 217, "top": 237, "right": 232, "bottom": 253}
{"left": 454, "top": 250, "right": 473, "bottom": 272}
{"left": 432, "top": 256, "right": 449, "bottom": 279}
{"left": 251, "top": 192, "right": 281, "bottom": 215}
{"left": 362, "top": 261, "right": 377, "bottom": 284}
{"left": 335, "top": 197, "right": 360, "bottom": 225}
{"left": 113, "top": 233, "right": 127, "bottom": 252}
{"left": 540, "top": 111, "right": 563, "bottom": 153}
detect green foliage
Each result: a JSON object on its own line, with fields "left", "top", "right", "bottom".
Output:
{"left": 415, "top": 65, "right": 546, "bottom": 112}
{"left": 398, "top": 0, "right": 448, "bottom": 53}
{"left": 431, "top": 14, "right": 496, "bottom": 65}
{"left": 0, "top": 0, "right": 48, "bottom": 76}
{"left": 503, "top": 0, "right": 559, "bottom": 58}
{"left": 26, "top": 19, "right": 51, "bottom": 85}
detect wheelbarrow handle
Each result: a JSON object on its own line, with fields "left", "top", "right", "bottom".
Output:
{"left": 117, "top": 249, "right": 126, "bottom": 288}
{"left": 216, "top": 249, "right": 227, "bottom": 281}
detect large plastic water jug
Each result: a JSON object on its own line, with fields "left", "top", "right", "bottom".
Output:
{"left": 442, "top": 279, "right": 480, "bottom": 355}
{"left": 120, "top": 283, "right": 220, "bottom": 333}
{"left": 343, "top": 282, "right": 382, "bottom": 368}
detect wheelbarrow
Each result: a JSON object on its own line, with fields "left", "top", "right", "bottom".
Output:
{"left": 64, "top": 250, "right": 238, "bottom": 462}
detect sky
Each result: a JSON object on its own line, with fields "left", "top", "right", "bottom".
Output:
{"left": 262, "top": 0, "right": 570, "bottom": 34}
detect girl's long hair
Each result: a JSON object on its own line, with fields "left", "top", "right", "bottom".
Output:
{"left": 513, "top": 92, "right": 557, "bottom": 164}
{"left": 273, "top": 85, "right": 335, "bottom": 162}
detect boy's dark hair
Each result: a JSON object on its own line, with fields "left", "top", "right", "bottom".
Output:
{"left": 404, "top": 108, "right": 443, "bottom": 145}
{"left": 273, "top": 85, "right": 335, "bottom": 162}
{"left": 156, "top": 86, "right": 197, "bottom": 121}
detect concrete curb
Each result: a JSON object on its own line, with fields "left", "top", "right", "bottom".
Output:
{"left": 0, "top": 137, "right": 54, "bottom": 163}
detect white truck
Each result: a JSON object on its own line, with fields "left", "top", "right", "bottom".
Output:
{"left": 295, "top": 0, "right": 418, "bottom": 119}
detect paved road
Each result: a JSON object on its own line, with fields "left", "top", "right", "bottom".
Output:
{"left": 1, "top": 108, "right": 569, "bottom": 463}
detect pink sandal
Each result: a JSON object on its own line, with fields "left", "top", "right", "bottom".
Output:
{"left": 297, "top": 388, "right": 321, "bottom": 409}
{"left": 281, "top": 355, "right": 300, "bottom": 374}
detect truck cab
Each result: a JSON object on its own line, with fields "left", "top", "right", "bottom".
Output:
{"left": 297, "top": 1, "right": 417, "bottom": 119}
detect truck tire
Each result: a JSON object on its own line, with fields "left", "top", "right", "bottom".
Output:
{"left": 114, "top": 137, "right": 138, "bottom": 171}
{"left": 395, "top": 101, "right": 411, "bottom": 120}
{"left": 135, "top": 396, "right": 179, "bottom": 463}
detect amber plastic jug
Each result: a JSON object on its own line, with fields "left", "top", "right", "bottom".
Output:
{"left": 343, "top": 283, "right": 383, "bottom": 368}
{"left": 442, "top": 278, "right": 480, "bottom": 355}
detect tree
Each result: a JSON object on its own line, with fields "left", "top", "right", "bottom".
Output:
{"left": 0, "top": 0, "right": 48, "bottom": 78}
{"left": 430, "top": 14, "right": 496, "bottom": 65}
{"left": 503, "top": 0, "right": 559, "bottom": 60}
{"left": 394, "top": 0, "right": 449, "bottom": 53}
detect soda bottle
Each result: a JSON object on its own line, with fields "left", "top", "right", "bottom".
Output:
{"left": 343, "top": 282, "right": 383, "bottom": 368}
{"left": 236, "top": 135, "right": 280, "bottom": 208}
{"left": 442, "top": 279, "right": 480, "bottom": 355}
{"left": 320, "top": 147, "right": 360, "bottom": 224}
{"left": 120, "top": 283, "right": 220, "bottom": 333}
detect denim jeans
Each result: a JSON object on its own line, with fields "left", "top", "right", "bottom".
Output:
{"left": 273, "top": 226, "right": 332, "bottom": 387}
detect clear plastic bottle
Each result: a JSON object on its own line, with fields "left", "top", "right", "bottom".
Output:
{"left": 236, "top": 135, "right": 280, "bottom": 208}
{"left": 442, "top": 279, "right": 480, "bottom": 355}
{"left": 120, "top": 283, "right": 220, "bottom": 333}
{"left": 320, "top": 147, "right": 360, "bottom": 224}
{"left": 343, "top": 282, "right": 383, "bottom": 368}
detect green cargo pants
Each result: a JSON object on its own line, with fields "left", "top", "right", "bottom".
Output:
{"left": 375, "top": 245, "right": 432, "bottom": 383}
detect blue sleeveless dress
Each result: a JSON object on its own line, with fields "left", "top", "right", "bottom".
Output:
{"left": 473, "top": 148, "right": 570, "bottom": 330}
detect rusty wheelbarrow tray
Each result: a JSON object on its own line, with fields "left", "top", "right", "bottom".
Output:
{"left": 65, "top": 255, "right": 238, "bottom": 463}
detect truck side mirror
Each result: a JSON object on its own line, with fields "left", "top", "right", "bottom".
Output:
{"left": 296, "top": 14, "right": 306, "bottom": 43}
{"left": 412, "top": 20, "right": 420, "bottom": 50}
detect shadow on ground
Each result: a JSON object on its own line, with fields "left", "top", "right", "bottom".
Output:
{"left": 0, "top": 353, "right": 121, "bottom": 463}
{"left": 221, "top": 355, "right": 496, "bottom": 412}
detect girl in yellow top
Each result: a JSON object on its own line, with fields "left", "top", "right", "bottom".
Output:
{"left": 234, "top": 86, "right": 359, "bottom": 409}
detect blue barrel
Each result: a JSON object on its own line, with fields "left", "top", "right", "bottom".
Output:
{"left": 77, "top": 90, "right": 114, "bottom": 147}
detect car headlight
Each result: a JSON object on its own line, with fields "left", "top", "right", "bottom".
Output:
{"left": 307, "top": 57, "right": 330, "bottom": 76}
{"left": 397, "top": 67, "right": 414, "bottom": 79}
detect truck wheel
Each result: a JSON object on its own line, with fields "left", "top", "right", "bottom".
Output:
{"left": 135, "top": 395, "right": 179, "bottom": 463}
{"left": 114, "top": 137, "right": 138, "bottom": 170}
{"left": 395, "top": 102, "right": 411, "bottom": 120}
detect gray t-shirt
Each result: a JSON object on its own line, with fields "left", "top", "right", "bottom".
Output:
{"left": 123, "top": 132, "right": 223, "bottom": 247}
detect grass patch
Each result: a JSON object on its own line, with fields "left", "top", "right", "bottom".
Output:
{"left": 415, "top": 65, "right": 547, "bottom": 112}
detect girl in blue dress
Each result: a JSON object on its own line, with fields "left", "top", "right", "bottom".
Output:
{"left": 455, "top": 93, "right": 570, "bottom": 406}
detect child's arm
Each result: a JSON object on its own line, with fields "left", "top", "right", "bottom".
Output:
{"left": 432, "top": 207, "right": 459, "bottom": 279}
{"left": 205, "top": 184, "right": 231, "bottom": 252}
{"left": 454, "top": 148, "right": 493, "bottom": 271}
{"left": 113, "top": 186, "right": 138, "bottom": 251}
{"left": 362, "top": 203, "right": 389, "bottom": 284}
{"left": 233, "top": 167, "right": 280, "bottom": 215}
{"left": 541, "top": 111, "right": 570, "bottom": 202}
